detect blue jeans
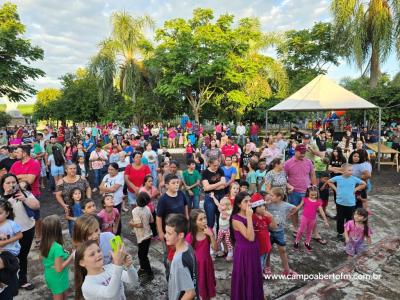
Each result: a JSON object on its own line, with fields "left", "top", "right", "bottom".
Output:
{"left": 103, "top": 135, "right": 110, "bottom": 144}
{"left": 93, "top": 169, "right": 102, "bottom": 189}
{"left": 128, "top": 191, "right": 137, "bottom": 205}
{"left": 250, "top": 134, "right": 259, "bottom": 146}
{"left": 148, "top": 163, "right": 158, "bottom": 187}
{"left": 288, "top": 191, "right": 305, "bottom": 206}
{"left": 260, "top": 253, "right": 267, "bottom": 270}
{"left": 237, "top": 134, "right": 246, "bottom": 146}
{"left": 187, "top": 194, "right": 200, "bottom": 209}
{"left": 204, "top": 192, "right": 223, "bottom": 229}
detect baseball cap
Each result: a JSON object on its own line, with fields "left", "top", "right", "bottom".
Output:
{"left": 303, "top": 134, "right": 311, "bottom": 139}
{"left": 295, "top": 144, "right": 307, "bottom": 154}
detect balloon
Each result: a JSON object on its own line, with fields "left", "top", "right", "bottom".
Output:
{"left": 335, "top": 111, "right": 346, "bottom": 116}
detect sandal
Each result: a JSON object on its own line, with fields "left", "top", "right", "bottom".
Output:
{"left": 19, "top": 282, "right": 35, "bottom": 290}
{"left": 33, "top": 239, "right": 41, "bottom": 249}
{"left": 312, "top": 237, "right": 327, "bottom": 245}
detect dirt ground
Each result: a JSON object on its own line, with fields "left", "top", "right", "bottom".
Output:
{"left": 15, "top": 158, "right": 400, "bottom": 300}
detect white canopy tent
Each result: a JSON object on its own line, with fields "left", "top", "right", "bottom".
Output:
{"left": 267, "top": 75, "right": 383, "bottom": 171}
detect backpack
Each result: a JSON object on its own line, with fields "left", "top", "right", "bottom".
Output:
{"left": 179, "top": 246, "right": 200, "bottom": 300}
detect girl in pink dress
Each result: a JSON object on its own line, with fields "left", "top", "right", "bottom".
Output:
{"left": 344, "top": 208, "right": 372, "bottom": 256}
{"left": 293, "top": 186, "right": 329, "bottom": 252}
{"left": 186, "top": 209, "right": 217, "bottom": 300}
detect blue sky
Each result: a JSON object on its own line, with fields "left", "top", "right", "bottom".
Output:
{"left": 5, "top": 0, "right": 399, "bottom": 103}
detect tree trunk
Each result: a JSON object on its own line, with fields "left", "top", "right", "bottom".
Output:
{"left": 193, "top": 105, "right": 200, "bottom": 124}
{"left": 369, "top": 46, "right": 380, "bottom": 88}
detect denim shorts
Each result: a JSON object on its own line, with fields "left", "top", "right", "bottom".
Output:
{"left": 288, "top": 191, "right": 305, "bottom": 206}
{"left": 270, "top": 230, "right": 286, "bottom": 247}
{"left": 127, "top": 191, "right": 137, "bottom": 205}
{"left": 50, "top": 165, "right": 64, "bottom": 177}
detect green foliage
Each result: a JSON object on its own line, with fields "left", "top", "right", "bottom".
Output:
{"left": 0, "top": 111, "right": 11, "bottom": 127}
{"left": 340, "top": 74, "right": 400, "bottom": 124}
{"left": 0, "top": 2, "right": 45, "bottom": 102}
{"left": 277, "top": 22, "right": 345, "bottom": 93}
{"left": 16, "top": 104, "right": 34, "bottom": 116}
{"left": 0, "top": 104, "right": 6, "bottom": 112}
{"left": 331, "top": 0, "right": 400, "bottom": 86}
{"left": 33, "top": 88, "right": 61, "bottom": 121}
{"left": 90, "top": 12, "right": 154, "bottom": 105}
{"left": 150, "top": 8, "right": 288, "bottom": 122}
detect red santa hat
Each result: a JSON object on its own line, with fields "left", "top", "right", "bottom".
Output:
{"left": 250, "top": 193, "right": 265, "bottom": 208}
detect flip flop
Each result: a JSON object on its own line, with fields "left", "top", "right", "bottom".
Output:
{"left": 312, "top": 237, "right": 327, "bottom": 245}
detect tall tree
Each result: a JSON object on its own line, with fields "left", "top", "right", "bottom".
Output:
{"left": 277, "top": 22, "right": 345, "bottom": 92}
{"left": 331, "top": 0, "right": 400, "bottom": 87}
{"left": 0, "top": 2, "right": 45, "bottom": 102}
{"left": 90, "top": 12, "right": 154, "bottom": 104}
{"left": 33, "top": 88, "right": 61, "bottom": 121}
{"left": 151, "top": 8, "right": 287, "bottom": 123}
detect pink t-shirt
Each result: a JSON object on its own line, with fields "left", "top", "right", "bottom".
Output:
{"left": 97, "top": 208, "right": 120, "bottom": 233}
{"left": 344, "top": 220, "right": 372, "bottom": 241}
{"left": 302, "top": 197, "right": 322, "bottom": 220}
{"left": 284, "top": 157, "right": 314, "bottom": 193}
{"left": 10, "top": 158, "right": 41, "bottom": 197}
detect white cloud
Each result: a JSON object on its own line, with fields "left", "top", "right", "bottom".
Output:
{"left": 3, "top": 0, "right": 397, "bottom": 104}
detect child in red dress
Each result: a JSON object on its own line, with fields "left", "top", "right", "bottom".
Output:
{"left": 186, "top": 209, "right": 217, "bottom": 300}
{"left": 251, "top": 193, "right": 277, "bottom": 279}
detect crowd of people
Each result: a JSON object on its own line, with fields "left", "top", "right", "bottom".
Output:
{"left": 0, "top": 119, "right": 393, "bottom": 299}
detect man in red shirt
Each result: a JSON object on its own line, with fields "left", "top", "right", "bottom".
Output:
{"left": 250, "top": 122, "right": 260, "bottom": 146}
{"left": 10, "top": 145, "right": 41, "bottom": 240}
{"left": 221, "top": 136, "right": 239, "bottom": 159}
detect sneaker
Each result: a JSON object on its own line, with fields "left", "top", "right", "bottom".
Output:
{"left": 337, "top": 234, "right": 345, "bottom": 242}
{"left": 92, "top": 188, "right": 98, "bottom": 193}
{"left": 226, "top": 252, "right": 233, "bottom": 262}
{"left": 0, "top": 283, "right": 8, "bottom": 293}
{"left": 304, "top": 242, "right": 312, "bottom": 252}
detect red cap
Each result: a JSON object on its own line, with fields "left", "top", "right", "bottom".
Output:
{"left": 251, "top": 193, "right": 265, "bottom": 208}
{"left": 295, "top": 144, "right": 307, "bottom": 154}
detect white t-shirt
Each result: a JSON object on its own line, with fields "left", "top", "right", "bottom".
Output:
{"left": 7, "top": 193, "right": 36, "bottom": 232}
{"left": 82, "top": 264, "right": 138, "bottom": 300}
{"left": 131, "top": 206, "right": 152, "bottom": 243}
{"left": 102, "top": 173, "right": 124, "bottom": 205}
{"left": 142, "top": 150, "right": 158, "bottom": 165}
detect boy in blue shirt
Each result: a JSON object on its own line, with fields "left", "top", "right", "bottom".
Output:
{"left": 327, "top": 163, "right": 366, "bottom": 241}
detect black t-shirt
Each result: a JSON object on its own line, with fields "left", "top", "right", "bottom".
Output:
{"left": 240, "top": 151, "right": 254, "bottom": 168}
{"left": 201, "top": 167, "right": 225, "bottom": 197}
{"left": 316, "top": 138, "right": 327, "bottom": 151}
{"left": 329, "top": 157, "right": 346, "bottom": 177}
{"left": 0, "top": 158, "right": 17, "bottom": 172}
{"left": 318, "top": 181, "right": 329, "bottom": 201}
{"left": 157, "top": 190, "right": 187, "bottom": 232}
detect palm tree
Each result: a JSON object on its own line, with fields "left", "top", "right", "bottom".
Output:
{"left": 331, "top": 0, "right": 400, "bottom": 87}
{"left": 90, "top": 12, "right": 154, "bottom": 104}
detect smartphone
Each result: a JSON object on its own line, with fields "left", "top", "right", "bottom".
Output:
{"left": 110, "top": 235, "right": 123, "bottom": 253}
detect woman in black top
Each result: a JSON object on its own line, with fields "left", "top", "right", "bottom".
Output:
{"left": 201, "top": 156, "right": 226, "bottom": 230}
{"left": 328, "top": 147, "right": 347, "bottom": 203}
